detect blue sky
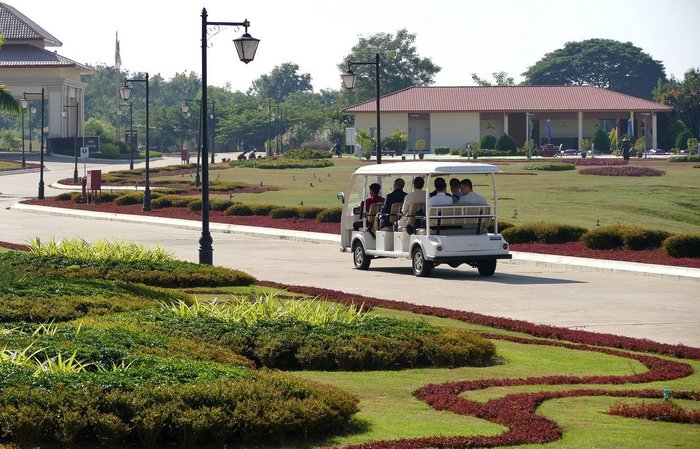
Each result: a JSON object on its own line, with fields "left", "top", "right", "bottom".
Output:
{"left": 12, "top": 0, "right": 700, "bottom": 92}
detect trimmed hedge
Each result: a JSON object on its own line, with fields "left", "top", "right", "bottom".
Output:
{"left": 236, "top": 158, "right": 333, "bottom": 169}
{"left": 224, "top": 203, "right": 253, "bottom": 216}
{"left": 115, "top": 192, "right": 143, "bottom": 205}
{"left": 581, "top": 225, "right": 671, "bottom": 250}
{"left": 524, "top": 162, "right": 576, "bottom": 171}
{"left": 0, "top": 251, "right": 255, "bottom": 289}
{"left": 501, "top": 222, "right": 587, "bottom": 244}
{"left": 0, "top": 373, "right": 358, "bottom": 446}
{"left": 662, "top": 232, "right": 700, "bottom": 258}
{"left": 579, "top": 166, "right": 664, "bottom": 176}
{"left": 669, "top": 155, "right": 700, "bottom": 163}
{"left": 317, "top": 207, "right": 342, "bottom": 223}
{"left": 269, "top": 207, "right": 300, "bottom": 219}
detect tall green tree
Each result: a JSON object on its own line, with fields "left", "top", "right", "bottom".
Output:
{"left": 522, "top": 39, "right": 666, "bottom": 99}
{"left": 248, "top": 62, "right": 312, "bottom": 101}
{"left": 654, "top": 68, "right": 700, "bottom": 140}
{"left": 471, "top": 71, "right": 515, "bottom": 86}
{"left": 339, "top": 29, "right": 440, "bottom": 103}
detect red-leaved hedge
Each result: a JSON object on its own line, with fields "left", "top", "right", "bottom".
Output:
{"left": 579, "top": 166, "right": 665, "bottom": 176}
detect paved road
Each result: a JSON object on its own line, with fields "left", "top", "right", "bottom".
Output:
{"left": 2, "top": 152, "right": 699, "bottom": 348}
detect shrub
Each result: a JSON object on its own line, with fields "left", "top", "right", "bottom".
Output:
{"left": 662, "top": 232, "right": 700, "bottom": 258}
{"left": 187, "top": 199, "right": 202, "bottom": 211}
{"left": 151, "top": 196, "right": 173, "bottom": 209}
{"left": 560, "top": 158, "right": 628, "bottom": 166}
{"left": 209, "top": 198, "right": 233, "bottom": 212}
{"left": 675, "top": 129, "right": 693, "bottom": 151}
{"left": 590, "top": 127, "right": 611, "bottom": 153}
{"left": 579, "top": 166, "right": 664, "bottom": 176}
{"left": 669, "top": 155, "right": 700, "bottom": 163}
{"left": 283, "top": 148, "right": 332, "bottom": 159}
{"left": 502, "top": 222, "right": 587, "bottom": 244}
{"left": 432, "top": 146, "right": 450, "bottom": 155}
{"left": 269, "top": 207, "right": 300, "bottom": 219}
{"left": 620, "top": 227, "right": 671, "bottom": 250}
{"left": 97, "top": 191, "right": 121, "bottom": 203}
{"left": 486, "top": 220, "right": 515, "bottom": 233}
{"left": 480, "top": 134, "right": 497, "bottom": 150}
{"left": 495, "top": 133, "right": 517, "bottom": 152}
{"left": 317, "top": 207, "right": 342, "bottom": 223}
{"left": 298, "top": 206, "right": 323, "bottom": 219}
{"left": 382, "top": 129, "right": 408, "bottom": 155}
{"left": 250, "top": 203, "right": 279, "bottom": 216}
{"left": 224, "top": 203, "right": 253, "bottom": 216}
{"left": 114, "top": 192, "right": 143, "bottom": 205}
{"left": 55, "top": 192, "right": 80, "bottom": 201}
{"left": 524, "top": 162, "right": 576, "bottom": 171}
{"left": 581, "top": 225, "right": 624, "bottom": 249}
{"left": 237, "top": 158, "right": 333, "bottom": 169}
{"left": 299, "top": 140, "right": 333, "bottom": 152}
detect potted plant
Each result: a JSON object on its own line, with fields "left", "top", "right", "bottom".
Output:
{"left": 356, "top": 129, "right": 375, "bottom": 160}
{"left": 415, "top": 139, "right": 426, "bottom": 159}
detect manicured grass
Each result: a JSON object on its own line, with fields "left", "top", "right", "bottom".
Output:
{"left": 0, "top": 160, "right": 22, "bottom": 171}
{"left": 158, "top": 157, "right": 699, "bottom": 233}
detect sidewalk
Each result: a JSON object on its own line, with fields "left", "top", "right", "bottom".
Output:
{"left": 11, "top": 202, "right": 700, "bottom": 281}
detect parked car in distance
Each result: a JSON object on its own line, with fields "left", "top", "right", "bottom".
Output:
{"left": 648, "top": 148, "right": 667, "bottom": 155}
{"left": 561, "top": 148, "right": 578, "bottom": 156}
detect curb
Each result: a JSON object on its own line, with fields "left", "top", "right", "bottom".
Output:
{"left": 10, "top": 202, "right": 700, "bottom": 281}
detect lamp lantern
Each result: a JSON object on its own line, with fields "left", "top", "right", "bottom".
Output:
{"left": 119, "top": 82, "right": 132, "bottom": 101}
{"left": 233, "top": 27, "right": 260, "bottom": 64}
{"left": 341, "top": 69, "right": 356, "bottom": 90}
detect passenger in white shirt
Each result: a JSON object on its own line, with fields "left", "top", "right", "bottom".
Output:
{"left": 428, "top": 178, "right": 453, "bottom": 207}
{"left": 457, "top": 178, "right": 488, "bottom": 206}
{"left": 398, "top": 177, "right": 426, "bottom": 230}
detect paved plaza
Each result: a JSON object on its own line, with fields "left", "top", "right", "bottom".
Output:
{"left": 1, "top": 152, "right": 699, "bottom": 347}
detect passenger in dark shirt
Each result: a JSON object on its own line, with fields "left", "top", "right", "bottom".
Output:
{"left": 379, "top": 178, "right": 407, "bottom": 229}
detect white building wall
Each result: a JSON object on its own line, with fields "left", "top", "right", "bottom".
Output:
{"left": 431, "top": 112, "right": 479, "bottom": 148}
{"left": 354, "top": 113, "right": 408, "bottom": 141}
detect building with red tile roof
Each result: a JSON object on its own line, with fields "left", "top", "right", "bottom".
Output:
{"left": 342, "top": 85, "right": 672, "bottom": 152}
{"left": 1, "top": 1, "right": 92, "bottom": 139}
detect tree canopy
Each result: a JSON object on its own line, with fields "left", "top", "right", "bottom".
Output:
{"left": 654, "top": 68, "right": 700, "bottom": 139}
{"left": 338, "top": 29, "right": 440, "bottom": 103}
{"left": 522, "top": 39, "right": 666, "bottom": 99}
{"left": 471, "top": 71, "right": 516, "bottom": 86}
{"left": 248, "top": 62, "right": 313, "bottom": 101}
{"left": 0, "top": 35, "right": 20, "bottom": 113}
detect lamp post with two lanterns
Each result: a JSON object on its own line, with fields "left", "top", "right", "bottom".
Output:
{"left": 21, "top": 89, "right": 45, "bottom": 198}
{"left": 341, "top": 53, "right": 382, "bottom": 164}
{"left": 120, "top": 74, "right": 151, "bottom": 211}
{"left": 199, "top": 7, "right": 259, "bottom": 265}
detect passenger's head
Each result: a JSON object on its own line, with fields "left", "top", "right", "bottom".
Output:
{"left": 449, "top": 178, "right": 461, "bottom": 194}
{"left": 393, "top": 178, "right": 405, "bottom": 190}
{"left": 369, "top": 183, "right": 381, "bottom": 196}
{"left": 412, "top": 177, "right": 425, "bottom": 190}
{"left": 460, "top": 178, "right": 473, "bottom": 194}
{"left": 434, "top": 177, "right": 447, "bottom": 192}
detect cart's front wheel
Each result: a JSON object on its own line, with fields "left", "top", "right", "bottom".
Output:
{"left": 477, "top": 259, "right": 497, "bottom": 276}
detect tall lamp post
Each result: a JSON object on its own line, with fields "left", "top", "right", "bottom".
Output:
{"left": 21, "top": 90, "right": 45, "bottom": 198}
{"left": 20, "top": 101, "right": 26, "bottom": 168}
{"left": 341, "top": 53, "right": 382, "bottom": 164}
{"left": 120, "top": 74, "right": 151, "bottom": 211}
{"left": 181, "top": 99, "right": 202, "bottom": 186}
{"left": 61, "top": 101, "right": 80, "bottom": 183}
{"left": 200, "top": 7, "right": 260, "bottom": 265}
{"left": 117, "top": 102, "right": 134, "bottom": 169}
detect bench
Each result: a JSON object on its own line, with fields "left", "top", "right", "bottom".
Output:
{"left": 420, "top": 205, "right": 493, "bottom": 234}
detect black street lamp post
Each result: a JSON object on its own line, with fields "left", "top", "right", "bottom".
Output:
{"left": 181, "top": 99, "right": 202, "bottom": 187}
{"left": 118, "top": 102, "right": 134, "bottom": 169}
{"left": 210, "top": 100, "right": 216, "bottom": 164}
{"left": 342, "top": 53, "right": 382, "bottom": 164}
{"left": 200, "top": 7, "right": 260, "bottom": 265}
{"left": 20, "top": 102, "right": 25, "bottom": 168}
{"left": 61, "top": 102, "right": 80, "bottom": 182}
{"left": 21, "top": 89, "right": 45, "bottom": 197}
{"left": 120, "top": 74, "right": 151, "bottom": 211}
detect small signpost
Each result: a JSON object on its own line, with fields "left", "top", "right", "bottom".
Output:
{"left": 80, "top": 146, "right": 89, "bottom": 178}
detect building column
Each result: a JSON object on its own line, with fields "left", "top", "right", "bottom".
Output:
{"left": 629, "top": 111, "right": 635, "bottom": 137}
{"left": 652, "top": 112, "right": 658, "bottom": 151}
{"left": 503, "top": 113, "right": 509, "bottom": 135}
{"left": 577, "top": 111, "right": 583, "bottom": 151}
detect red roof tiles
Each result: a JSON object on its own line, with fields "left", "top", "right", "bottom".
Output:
{"left": 343, "top": 86, "right": 672, "bottom": 113}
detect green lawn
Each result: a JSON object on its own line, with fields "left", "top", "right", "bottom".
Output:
{"left": 179, "top": 157, "right": 700, "bottom": 233}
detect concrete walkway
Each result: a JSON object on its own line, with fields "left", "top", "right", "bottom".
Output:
{"left": 1, "top": 152, "right": 699, "bottom": 348}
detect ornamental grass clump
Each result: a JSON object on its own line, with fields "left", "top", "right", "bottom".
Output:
{"left": 28, "top": 237, "right": 174, "bottom": 264}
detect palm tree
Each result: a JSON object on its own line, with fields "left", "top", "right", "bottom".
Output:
{"left": 0, "top": 34, "right": 21, "bottom": 113}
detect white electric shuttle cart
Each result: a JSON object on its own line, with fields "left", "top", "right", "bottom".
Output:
{"left": 338, "top": 161, "right": 511, "bottom": 277}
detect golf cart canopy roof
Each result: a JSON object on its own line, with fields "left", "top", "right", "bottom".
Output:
{"left": 353, "top": 161, "right": 501, "bottom": 176}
